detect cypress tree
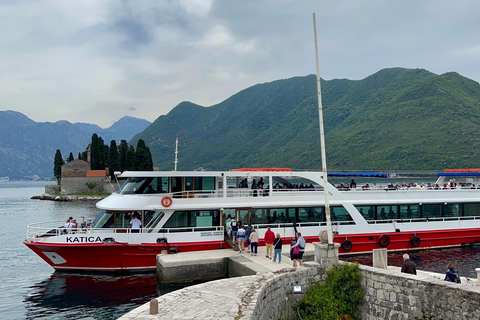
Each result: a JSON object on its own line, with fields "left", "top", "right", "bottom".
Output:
{"left": 118, "top": 140, "right": 128, "bottom": 172}
{"left": 53, "top": 149, "right": 64, "bottom": 184}
{"left": 134, "top": 139, "right": 152, "bottom": 171}
{"left": 77, "top": 152, "right": 82, "bottom": 160}
{"left": 90, "top": 134, "right": 102, "bottom": 169}
{"left": 124, "top": 145, "right": 135, "bottom": 171}
{"left": 109, "top": 140, "right": 120, "bottom": 179}
{"left": 67, "top": 152, "right": 74, "bottom": 162}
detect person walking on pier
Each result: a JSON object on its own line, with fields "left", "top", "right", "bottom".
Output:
{"left": 444, "top": 263, "right": 461, "bottom": 283}
{"left": 291, "top": 233, "right": 306, "bottom": 266}
{"left": 264, "top": 226, "right": 275, "bottom": 259}
{"left": 231, "top": 217, "right": 238, "bottom": 245}
{"left": 401, "top": 254, "right": 417, "bottom": 275}
{"left": 273, "top": 233, "right": 282, "bottom": 263}
{"left": 245, "top": 224, "right": 252, "bottom": 253}
{"left": 249, "top": 227, "right": 259, "bottom": 256}
{"left": 237, "top": 224, "right": 246, "bottom": 253}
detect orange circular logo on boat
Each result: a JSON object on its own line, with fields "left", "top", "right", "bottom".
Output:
{"left": 161, "top": 196, "right": 173, "bottom": 207}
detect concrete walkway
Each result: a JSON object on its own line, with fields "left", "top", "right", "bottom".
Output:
{"left": 119, "top": 244, "right": 313, "bottom": 319}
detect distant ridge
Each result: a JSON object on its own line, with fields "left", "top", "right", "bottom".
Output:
{"left": 0, "top": 112, "right": 150, "bottom": 179}
{"left": 131, "top": 68, "right": 480, "bottom": 171}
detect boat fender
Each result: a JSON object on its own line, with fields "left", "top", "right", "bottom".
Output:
{"left": 410, "top": 236, "right": 421, "bottom": 247}
{"left": 341, "top": 239, "right": 353, "bottom": 251}
{"left": 102, "top": 237, "right": 115, "bottom": 244}
{"left": 156, "top": 237, "right": 168, "bottom": 243}
{"left": 161, "top": 196, "right": 173, "bottom": 207}
{"left": 378, "top": 234, "right": 390, "bottom": 247}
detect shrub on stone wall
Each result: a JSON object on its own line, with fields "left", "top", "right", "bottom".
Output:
{"left": 296, "top": 262, "right": 363, "bottom": 320}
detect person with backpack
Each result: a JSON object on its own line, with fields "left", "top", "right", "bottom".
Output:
{"left": 444, "top": 263, "right": 461, "bottom": 283}
{"left": 291, "top": 232, "right": 306, "bottom": 266}
{"left": 230, "top": 217, "right": 238, "bottom": 245}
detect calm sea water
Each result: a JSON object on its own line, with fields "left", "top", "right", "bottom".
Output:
{"left": 1, "top": 181, "right": 479, "bottom": 320}
{"left": 0, "top": 181, "right": 186, "bottom": 320}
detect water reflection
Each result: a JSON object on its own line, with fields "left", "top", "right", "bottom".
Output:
{"left": 341, "top": 246, "right": 480, "bottom": 278}
{"left": 23, "top": 272, "right": 186, "bottom": 320}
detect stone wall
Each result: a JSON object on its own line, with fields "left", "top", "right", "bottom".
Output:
{"left": 61, "top": 176, "right": 108, "bottom": 194}
{"left": 360, "top": 265, "right": 480, "bottom": 320}
{"left": 249, "top": 263, "right": 326, "bottom": 320}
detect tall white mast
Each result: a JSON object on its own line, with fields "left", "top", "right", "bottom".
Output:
{"left": 174, "top": 138, "right": 179, "bottom": 171}
{"left": 313, "top": 13, "right": 333, "bottom": 244}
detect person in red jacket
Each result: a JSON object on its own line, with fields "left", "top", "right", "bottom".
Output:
{"left": 264, "top": 226, "right": 275, "bottom": 259}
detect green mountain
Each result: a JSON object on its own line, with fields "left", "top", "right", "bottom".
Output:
{"left": 131, "top": 68, "right": 480, "bottom": 171}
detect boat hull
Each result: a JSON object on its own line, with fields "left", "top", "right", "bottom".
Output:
{"left": 24, "top": 227, "right": 480, "bottom": 272}
{"left": 23, "top": 240, "right": 230, "bottom": 272}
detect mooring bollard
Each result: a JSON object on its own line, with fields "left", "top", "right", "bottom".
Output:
{"left": 475, "top": 268, "right": 480, "bottom": 286}
{"left": 150, "top": 298, "right": 159, "bottom": 314}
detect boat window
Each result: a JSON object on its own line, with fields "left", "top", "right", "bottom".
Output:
{"left": 116, "top": 212, "right": 141, "bottom": 228}
{"left": 93, "top": 211, "right": 114, "bottom": 228}
{"left": 400, "top": 205, "right": 420, "bottom": 219}
{"left": 250, "top": 208, "right": 266, "bottom": 224}
{"left": 121, "top": 177, "right": 149, "bottom": 194}
{"left": 272, "top": 208, "right": 295, "bottom": 224}
{"left": 356, "top": 206, "right": 375, "bottom": 220}
{"left": 443, "top": 204, "right": 460, "bottom": 218}
{"left": 202, "top": 177, "right": 215, "bottom": 191}
{"left": 163, "top": 210, "right": 220, "bottom": 228}
{"left": 144, "top": 210, "right": 164, "bottom": 228}
{"left": 330, "top": 207, "right": 353, "bottom": 222}
{"left": 298, "top": 207, "right": 324, "bottom": 223}
{"left": 144, "top": 177, "right": 169, "bottom": 194}
{"left": 464, "top": 203, "right": 480, "bottom": 216}
{"left": 422, "top": 204, "right": 442, "bottom": 219}
{"left": 378, "top": 206, "right": 398, "bottom": 220}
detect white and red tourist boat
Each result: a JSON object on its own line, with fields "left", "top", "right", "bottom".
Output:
{"left": 24, "top": 168, "right": 480, "bottom": 272}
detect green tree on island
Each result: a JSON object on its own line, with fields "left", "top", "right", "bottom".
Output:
{"left": 135, "top": 139, "right": 153, "bottom": 171}
{"left": 109, "top": 140, "right": 120, "bottom": 179}
{"left": 124, "top": 145, "right": 136, "bottom": 171}
{"left": 90, "top": 134, "right": 105, "bottom": 170}
{"left": 118, "top": 139, "right": 128, "bottom": 172}
{"left": 53, "top": 149, "right": 64, "bottom": 184}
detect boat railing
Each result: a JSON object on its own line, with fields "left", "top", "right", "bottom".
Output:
{"left": 170, "top": 188, "right": 324, "bottom": 199}
{"left": 365, "top": 216, "right": 480, "bottom": 225}
{"left": 158, "top": 226, "right": 224, "bottom": 234}
{"left": 26, "top": 221, "right": 225, "bottom": 240}
{"left": 26, "top": 220, "right": 66, "bottom": 239}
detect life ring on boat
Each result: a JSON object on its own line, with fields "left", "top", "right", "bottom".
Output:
{"left": 378, "top": 234, "right": 390, "bottom": 247}
{"left": 161, "top": 196, "right": 173, "bottom": 207}
{"left": 410, "top": 236, "right": 421, "bottom": 247}
{"left": 341, "top": 239, "right": 353, "bottom": 251}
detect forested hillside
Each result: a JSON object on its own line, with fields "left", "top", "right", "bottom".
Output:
{"left": 131, "top": 68, "right": 480, "bottom": 171}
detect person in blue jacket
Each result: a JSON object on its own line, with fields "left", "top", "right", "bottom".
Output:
{"left": 444, "top": 263, "right": 461, "bottom": 283}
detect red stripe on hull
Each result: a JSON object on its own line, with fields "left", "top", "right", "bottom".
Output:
{"left": 24, "top": 240, "right": 231, "bottom": 272}
{"left": 311, "top": 228, "right": 480, "bottom": 254}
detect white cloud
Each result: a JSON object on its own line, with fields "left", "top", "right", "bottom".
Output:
{"left": 0, "top": 0, "right": 480, "bottom": 127}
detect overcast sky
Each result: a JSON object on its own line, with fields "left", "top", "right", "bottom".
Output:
{"left": 1, "top": 0, "right": 479, "bottom": 128}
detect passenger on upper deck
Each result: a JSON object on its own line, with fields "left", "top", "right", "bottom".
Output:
{"left": 350, "top": 179, "right": 357, "bottom": 189}
{"left": 240, "top": 178, "right": 248, "bottom": 188}
{"left": 251, "top": 179, "right": 258, "bottom": 197}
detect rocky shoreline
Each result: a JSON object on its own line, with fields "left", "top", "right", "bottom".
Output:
{"left": 31, "top": 194, "right": 105, "bottom": 201}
